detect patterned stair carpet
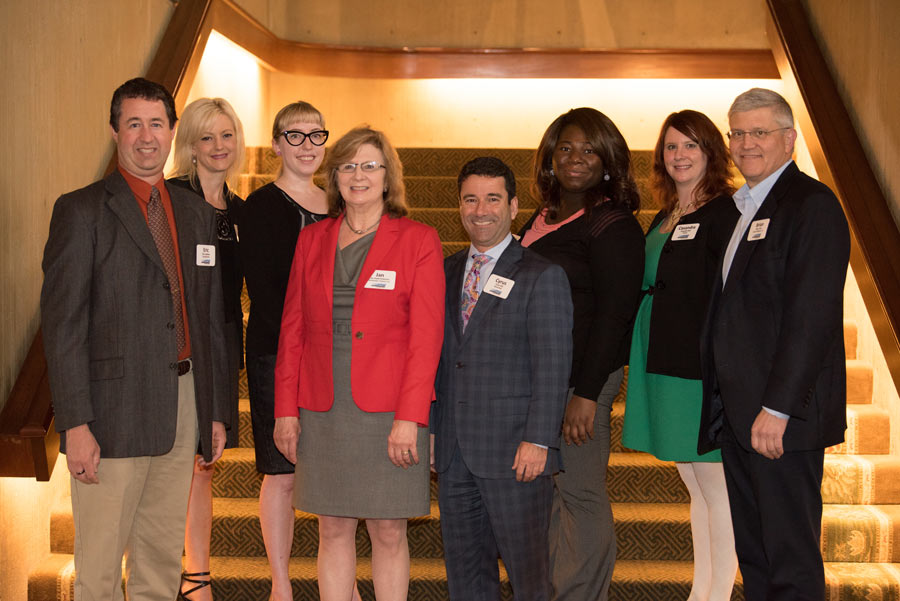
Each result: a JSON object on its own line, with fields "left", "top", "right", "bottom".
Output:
{"left": 29, "top": 148, "right": 900, "bottom": 600}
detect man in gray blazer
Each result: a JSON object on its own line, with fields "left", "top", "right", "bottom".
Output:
{"left": 41, "top": 78, "right": 229, "bottom": 601}
{"left": 432, "top": 157, "right": 573, "bottom": 601}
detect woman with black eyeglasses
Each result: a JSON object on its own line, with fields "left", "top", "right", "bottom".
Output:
{"left": 238, "top": 101, "right": 334, "bottom": 601}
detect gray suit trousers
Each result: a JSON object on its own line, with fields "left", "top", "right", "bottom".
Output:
{"left": 550, "top": 367, "right": 623, "bottom": 601}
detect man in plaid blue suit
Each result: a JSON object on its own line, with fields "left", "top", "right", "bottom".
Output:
{"left": 432, "top": 157, "right": 573, "bottom": 601}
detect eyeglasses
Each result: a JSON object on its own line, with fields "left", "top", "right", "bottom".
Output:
{"left": 335, "top": 161, "right": 386, "bottom": 174}
{"left": 281, "top": 130, "right": 329, "bottom": 146}
{"left": 726, "top": 127, "right": 790, "bottom": 141}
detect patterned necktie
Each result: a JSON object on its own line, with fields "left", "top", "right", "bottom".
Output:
{"left": 147, "top": 186, "right": 186, "bottom": 354}
{"left": 461, "top": 253, "right": 491, "bottom": 330}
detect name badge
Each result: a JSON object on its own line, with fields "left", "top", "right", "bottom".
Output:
{"left": 483, "top": 274, "right": 515, "bottom": 299}
{"left": 364, "top": 270, "right": 396, "bottom": 290}
{"left": 196, "top": 244, "right": 216, "bottom": 266}
{"left": 672, "top": 223, "right": 699, "bottom": 240}
{"left": 747, "top": 218, "right": 770, "bottom": 241}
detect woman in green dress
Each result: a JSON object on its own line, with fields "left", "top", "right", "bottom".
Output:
{"left": 622, "top": 110, "right": 740, "bottom": 601}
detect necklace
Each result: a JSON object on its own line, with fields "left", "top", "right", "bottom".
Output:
{"left": 662, "top": 200, "right": 697, "bottom": 232}
{"left": 345, "top": 214, "right": 381, "bottom": 235}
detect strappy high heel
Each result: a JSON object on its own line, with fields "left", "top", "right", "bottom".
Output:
{"left": 177, "top": 571, "right": 211, "bottom": 600}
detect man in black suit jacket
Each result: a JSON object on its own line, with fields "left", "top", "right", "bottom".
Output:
{"left": 432, "top": 157, "right": 573, "bottom": 601}
{"left": 41, "top": 78, "right": 228, "bottom": 600}
{"left": 698, "top": 88, "right": 850, "bottom": 601}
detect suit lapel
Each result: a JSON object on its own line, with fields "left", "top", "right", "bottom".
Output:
{"left": 445, "top": 250, "right": 468, "bottom": 343}
{"left": 460, "top": 240, "right": 524, "bottom": 345}
{"left": 105, "top": 172, "right": 165, "bottom": 272}
{"left": 356, "top": 214, "right": 400, "bottom": 297}
{"left": 319, "top": 216, "right": 342, "bottom": 312}
{"left": 723, "top": 163, "right": 796, "bottom": 295}
{"left": 169, "top": 184, "right": 204, "bottom": 302}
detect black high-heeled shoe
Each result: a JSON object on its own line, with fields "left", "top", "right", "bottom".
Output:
{"left": 178, "top": 571, "right": 211, "bottom": 600}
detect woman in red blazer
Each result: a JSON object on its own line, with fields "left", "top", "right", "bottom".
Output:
{"left": 273, "top": 126, "right": 444, "bottom": 601}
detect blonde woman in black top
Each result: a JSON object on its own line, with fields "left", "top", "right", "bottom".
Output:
{"left": 239, "top": 101, "right": 361, "bottom": 601}
{"left": 168, "top": 97, "right": 245, "bottom": 601}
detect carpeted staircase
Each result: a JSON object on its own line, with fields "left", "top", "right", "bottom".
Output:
{"left": 28, "top": 148, "right": 900, "bottom": 600}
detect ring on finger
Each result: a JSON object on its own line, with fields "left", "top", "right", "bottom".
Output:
{"left": 76, "top": 469, "right": 86, "bottom": 475}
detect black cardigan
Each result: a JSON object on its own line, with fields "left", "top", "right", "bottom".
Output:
{"left": 237, "top": 182, "right": 326, "bottom": 358}
{"left": 644, "top": 194, "right": 739, "bottom": 379}
{"left": 520, "top": 203, "right": 645, "bottom": 401}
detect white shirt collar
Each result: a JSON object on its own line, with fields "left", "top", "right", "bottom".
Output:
{"left": 467, "top": 233, "right": 513, "bottom": 263}
{"left": 733, "top": 159, "right": 794, "bottom": 216}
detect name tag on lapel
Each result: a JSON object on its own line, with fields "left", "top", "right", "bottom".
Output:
{"left": 483, "top": 274, "right": 514, "bottom": 299}
{"left": 196, "top": 244, "right": 216, "bottom": 266}
{"left": 364, "top": 270, "right": 396, "bottom": 290}
{"left": 672, "top": 223, "right": 699, "bottom": 240}
{"left": 747, "top": 218, "right": 770, "bottom": 241}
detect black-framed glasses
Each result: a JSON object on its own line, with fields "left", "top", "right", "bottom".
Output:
{"left": 726, "top": 127, "right": 790, "bottom": 141}
{"left": 281, "top": 130, "right": 329, "bottom": 146}
{"left": 335, "top": 161, "right": 386, "bottom": 174}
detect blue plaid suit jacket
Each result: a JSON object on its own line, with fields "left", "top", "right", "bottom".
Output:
{"left": 432, "top": 239, "right": 573, "bottom": 479}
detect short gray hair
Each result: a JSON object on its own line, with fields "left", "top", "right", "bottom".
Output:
{"left": 728, "top": 88, "right": 794, "bottom": 129}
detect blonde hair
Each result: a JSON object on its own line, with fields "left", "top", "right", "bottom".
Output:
{"left": 170, "top": 97, "right": 245, "bottom": 191}
{"left": 324, "top": 126, "right": 408, "bottom": 218}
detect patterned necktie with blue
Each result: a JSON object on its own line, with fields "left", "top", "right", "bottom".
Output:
{"left": 460, "top": 253, "right": 491, "bottom": 331}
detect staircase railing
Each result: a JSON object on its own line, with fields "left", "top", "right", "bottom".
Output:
{"left": 4, "top": 0, "right": 897, "bottom": 479}
{"left": 766, "top": 0, "right": 900, "bottom": 391}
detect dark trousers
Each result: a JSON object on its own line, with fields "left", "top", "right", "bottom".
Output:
{"left": 439, "top": 446, "right": 553, "bottom": 601}
{"left": 720, "top": 424, "right": 826, "bottom": 601}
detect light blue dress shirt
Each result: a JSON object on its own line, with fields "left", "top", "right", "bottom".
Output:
{"left": 721, "top": 159, "right": 794, "bottom": 421}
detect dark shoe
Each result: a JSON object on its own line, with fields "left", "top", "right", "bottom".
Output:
{"left": 178, "top": 571, "right": 211, "bottom": 600}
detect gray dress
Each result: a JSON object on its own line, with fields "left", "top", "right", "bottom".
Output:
{"left": 292, "top": 232, "right": 430, "bottom": 518}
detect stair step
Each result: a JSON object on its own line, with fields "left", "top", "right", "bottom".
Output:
{"left": 611, "top": 400, "right": 639, "bottom": 454}
{"left": 50, "top": 488, "right": 900, "bottom": 563}
{"left": 236, "top": 173, "right": 275, "bottom": 199}
{"left": 823, "top": 454, "right": 900, "bottom": 504}
{"left": 609, "top": 452, "right": 900, "bottom": 505}
{"left": 27, "top": 553, "right": 74, "bottom": 601}
{"left": 613, "top": 402, "right": 889, "bottom": 456}
{"left": 608, "top": 453, "right": 690, "bottom": 503}
{"left": 614, "top": 502, "right": 900, "bottom": 563}
{"left": 406, "top": 176, "right": 540, "bottom": 209}
{"left": 822, "top": 504, "right": 900, "bottom": 563}
{"left": 33, "top": 551, "right": 900, "bottom": 601}
{"left": 208, "top": 448, "right": 900, "bottom": 505}
{"left": 847, "top": 359, "right": 874, "bottom": 404}
{"left": 237, "top": 398, "right": 252, "bottom": 448}
{"left": 206, "top": 499, "right": 444, "bottom": 559}
{"left": 828, "top": 404, "right": 891, "bottom": 454}
{"left": 845, "top": 321, "right": 858, "bottom": 360}
{"left": 397, "top": 148, "right": 536, "bottom": 178}
{"left": 204, "top": 556, "right": 484, "bottom": 601}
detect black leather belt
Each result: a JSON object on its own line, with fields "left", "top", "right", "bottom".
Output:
{"left": 176, "top": 358, "right": 192, "bottom": 376}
